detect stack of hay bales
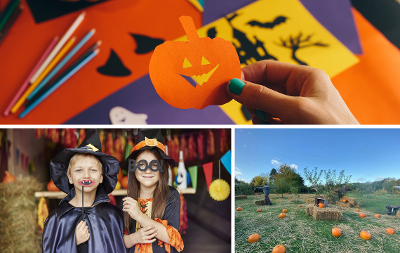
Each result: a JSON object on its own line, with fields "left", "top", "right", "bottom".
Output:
{"left": 305, "top": 204, "right": 314, "bottom": 216}
{"left": 235, "top": 195, "right": 247, "bottom": 200}
{"left": 0, "top": 176, "right": 43, "bottom": 253}
{"left": 312, "top": 206, "right": 343, "bottom": 221}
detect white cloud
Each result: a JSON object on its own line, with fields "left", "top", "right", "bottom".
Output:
{"left": 271, "top": 159, "right": 280, "bottom": 166}
{"left": 235, "top": 167, "right": 242, "bottom": 176}
{"left": 289, "top": 164, "right": 298, "bottom": 170}
{"left": 375, "top": 177, "right": 385, "bottom": 181}
{"left": 243, "top": 144, "right": 247, "bottom": 148}
{"left": 357, "top": 177, "right": 366, "bottom": 182}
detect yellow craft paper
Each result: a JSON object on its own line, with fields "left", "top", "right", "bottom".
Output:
{"left": 177, "top": 0, "right": 359, "bottom": 124}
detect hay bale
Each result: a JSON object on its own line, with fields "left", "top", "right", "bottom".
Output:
{"left": 305, "top": 204, "right": 314, "bottom": 216}
{"left": 396, "top": 211, "right": 400, "bottom": 219}
{"left": 0, "top": 176, "right": 44, "bottom": 253}
{"left": 254, "top": 200, "right": 264, "bottom": 206}
{"left": 235, "top": 195, "right": 247, "bottom": 200}
{"left": 312, "top": 206, "right": 343, "bottom": 221}
{"left": 336, "top": 201, "right": 351, "bottom": 208}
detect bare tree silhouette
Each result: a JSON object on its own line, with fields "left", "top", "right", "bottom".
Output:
{"left": 276, "top": 32, "right": 328, "bottom": 65}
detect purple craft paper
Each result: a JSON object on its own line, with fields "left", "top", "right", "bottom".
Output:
{"left": 203, "top": 0, "right": 362, "bottom": 54}
{"left": 65, "top": 74, "right": 234, "bottom": 124}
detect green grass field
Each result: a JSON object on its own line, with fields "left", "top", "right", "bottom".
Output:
{"left": 235, "top": 193, "right": 400, "bottom": 253}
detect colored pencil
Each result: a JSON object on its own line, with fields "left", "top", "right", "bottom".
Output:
{"left": 0, "top": 0, "right": 20, "bottom": 32}
{"left": 19, "top": 49, "right": 100, "bottom": 118}
{"left": 11, "top": 36, "right": 76, "bottom": 113}
{"left": 29, "top": 11, "right": 85, "bottom": 84}
{"left": 28, "top": 28, "right": 96, "bottom": 100}
{"left": 26, "top": 40, "right": 101, "bottom": 106}
{"left": 3, "top": 36, "right": 59, "bottom": 116}
{"left": 0, "top": 5, "right": 22, "bottom": 45}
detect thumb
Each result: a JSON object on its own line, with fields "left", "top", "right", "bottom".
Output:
{"left": 227, "top": 78, "right": 297, "bottom": 119}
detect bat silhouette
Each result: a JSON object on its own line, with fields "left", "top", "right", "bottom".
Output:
{"left": 247, "top": 16, "right": 287, "bottom": 28}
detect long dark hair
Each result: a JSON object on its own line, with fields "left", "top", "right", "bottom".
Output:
{"left": 124, "top": 149, "right": 169, "bottom": 233}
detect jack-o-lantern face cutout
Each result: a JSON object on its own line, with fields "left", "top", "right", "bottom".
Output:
{"left": 149, "top": 16, "right": 241, "bottom": 109}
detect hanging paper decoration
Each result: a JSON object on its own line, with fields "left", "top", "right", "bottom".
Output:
{"left": 202, "top": 162, "right": 213, "bottom": 190}
{"left": 220, "top": 129, "right": 228, "bottom": 154}
{"left": 207, "top": 129, "right": 215, "bottom": 156}
{"left": 187, "top": 166, "right": 198, "bottom": 190}
{"left": 180, "top": 135, "right": 189, "bottom": 161}
{"left": 65, "top": 129, "right": 77, "bottom": 148}
{"left": 188, "top": 134, "right": 196, "bottom": 161}
{"left": 120, "top": 133, "right": 126, "bottom": 154}
{"left": 105, "top": 132, "right": 114, "bottom": 156}
{"left": 209, "top": 179, "right": 230, "bottom": 201}
{"left": 28, "top": 158, "right": 36, "bottom": 174}
{"left": 49, "top": 129, "right": 60, "bottom": 144}
{"left": 44, "top": 129, "right": 49, "bottom": 138}
{"left": 114, "top": 134, "right": 123, "bottom": 161}
{"left": 16, "top": 149, "right": 20, "bottom": 165}
{"left": 37, "top": 196, "right": 49, "bottom": 232}
{"left": 125, "top": 136, "right": 134, "bottom": 159}
{"left": 99, "top": 130, "right": 106, "bottom": 153}
{"left": 169, "top": 135, "right": 180, "bottom": 163}
{"left": 179, "top": 194, "right": 188, "bottom": 234}
{"left": 220, "top": 150, "right": 231, "bottom": 175}
{"left": 78, "top": 129, "right": 86, "bottom": 145}
{"left": 35, "top": 129, "right": 44, "bottom": 139}
{"left": 197, "top": 132, "right": 204, "bottom": 160}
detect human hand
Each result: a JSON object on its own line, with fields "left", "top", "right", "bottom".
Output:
{"left": 227, "top": 60, "right": 359, "bottom": 124}
{"left": 122, "top": 197, "right": 142, "bottom": 220}
{"left": 76, "top": 220, "right": 90, "bottom": 245}
{"left": 133, "top": 225, "right": 158, "bottom": 244}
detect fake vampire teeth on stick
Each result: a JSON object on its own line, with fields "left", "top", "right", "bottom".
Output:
{"left": 78, "top": 180, "right": 96, "bottom": 187}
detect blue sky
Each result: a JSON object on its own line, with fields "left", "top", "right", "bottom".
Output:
{"left": 235, "top": 128, "right": 400, "bottom": 184}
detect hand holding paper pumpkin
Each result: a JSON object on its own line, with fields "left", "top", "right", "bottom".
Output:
{"left": 227, "top": 60, "right": 359, "bottom": 124}
{"left": 149, "top": 16, "right": 241, "bottom": 109}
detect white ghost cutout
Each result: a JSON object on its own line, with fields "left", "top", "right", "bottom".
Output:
{"left": 109, "top": 106, "right": 148, "bottom": 125}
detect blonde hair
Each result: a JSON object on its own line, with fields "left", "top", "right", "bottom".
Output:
{"left": 67, "top": 153, "right": 102, "bottom": 176}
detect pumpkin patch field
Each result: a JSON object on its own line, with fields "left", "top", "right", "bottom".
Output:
{"left": 235, "top": 193, "right": 400, "bottom": 252}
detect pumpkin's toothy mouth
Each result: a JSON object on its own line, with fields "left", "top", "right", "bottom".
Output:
{"left": 181, "top": 64, "right": 219, "bottom": 86}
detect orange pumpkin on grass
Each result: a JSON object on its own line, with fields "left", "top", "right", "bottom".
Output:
{"left": 374, "top": 214, "right": 381, "bottom": 218}
{"left": 257, "top": 209, "right": 261, "bottom": 212}
{"left": 332, "top": 227, "right": 342, "bottom": 238}
{"left": 360, "top": 230, "right": 371, "bottom": 240}
{"left": 237, "top": 207, "right": 242, "bottom": 211}
{"left": 279, "top": 213, "right": 286, "bottom": 218}
{"left": 386, "top": 228, "right": 395, "bottom": 235}
{"left": 282, "top": 209, "right": 287, "bottom": 213}
{"left": 359, "top": 213, "right": 366, "bottom": 218}
{"left": 356, "top": 208, "right": 360, "bottom": 212}
{"left": 248, "top": 233, "right": 260, "bottom": 243}
{"left": 272, "top": 244, "right": 286, "bottom": 253}
{"left": 149, "top": 16, "right": 241, "bottom": 109}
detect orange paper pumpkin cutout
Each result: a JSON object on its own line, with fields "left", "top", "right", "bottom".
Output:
{"left": 149, "top": 16, "right": 241, "bottom": 109}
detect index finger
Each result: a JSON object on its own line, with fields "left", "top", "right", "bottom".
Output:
{"left": 242, "top": 60, "right": 322, "bottom": 92}
{"left": 77, "top": 220, "right": 83, "bottom": 229}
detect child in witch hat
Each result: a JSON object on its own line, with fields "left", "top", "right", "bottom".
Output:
{"left": 121, "top": 129, "right": 184, "bottom": 253}
{"left": 42, "top": 129, "right": 125, "bottom": 253}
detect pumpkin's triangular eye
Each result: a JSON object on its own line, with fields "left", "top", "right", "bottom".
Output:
{"left": 201, "top": 56, "right": 210, "bottom": 65}
{"left": 183, "top": 57, "right": 192, "bottom": 68}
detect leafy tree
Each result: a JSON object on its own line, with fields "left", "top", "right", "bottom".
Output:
{"left": 303, "top": 167, "right": 323, "bottom": 193}
{"left": 250, "top": 175, "right": 267, "bottom": 186}
{"left": 235, "top": 179, "right": 253, "bottom": 196}
{"left": 271, "top": 164, "right": 305, "bottom": 196}
{"left": 269, "top": 168, "right": 278, "bottom": 182}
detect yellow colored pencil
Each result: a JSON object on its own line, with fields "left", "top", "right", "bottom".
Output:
{"left": 11, "top": 36, "right": 76, "bottom": 113}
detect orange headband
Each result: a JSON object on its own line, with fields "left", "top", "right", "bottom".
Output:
{"left": 131, "top": 137, "right": 166, "bottom": 154}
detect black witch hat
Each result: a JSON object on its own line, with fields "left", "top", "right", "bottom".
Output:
{"left": 120, "top": 129, "right": 176, "bottom": 172}
{"left": 50, "top": 129, "right": 119, "bottom": 194}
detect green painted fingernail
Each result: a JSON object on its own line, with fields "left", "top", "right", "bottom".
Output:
{"left": 228, "top": 78, "right": 245, "bottom": 95}
{"left": 255, "top": 109, "right": 266, "bottom": 121}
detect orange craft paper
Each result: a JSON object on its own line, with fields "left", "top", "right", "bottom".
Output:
{"left": 0, "top": 0, "right": 201, "bottom": 124}
{"left": 149, "top": 16, "right": 241, "bottom": 109}
{"left": 331, "top": 9, "right": 400, "bottom": 124}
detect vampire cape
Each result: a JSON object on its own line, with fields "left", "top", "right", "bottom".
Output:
{"left": 42, "top": 185, "right": 125, "bottom": 253}
{"left": 127, "top": 186, "right": 181, "bottom": 253}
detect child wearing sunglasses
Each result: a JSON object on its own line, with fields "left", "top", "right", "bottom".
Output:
{"left": 121, "top": 129, "right": 184, "bottom": 253}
